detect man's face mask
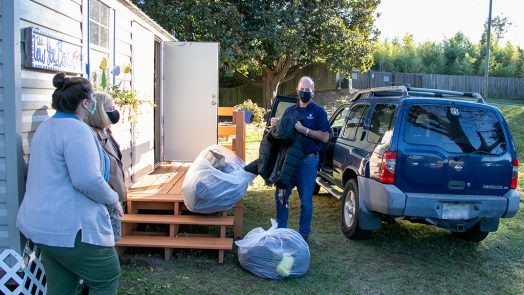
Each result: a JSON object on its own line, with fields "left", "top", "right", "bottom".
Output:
{"left": 87, "top": 99, "right": 97, "bottom": 115}
{"left": 106, "top": 110, "right": 120, "bottom": 124}
{"left": 298, "top": 90, "right": 313, "bottom": 103}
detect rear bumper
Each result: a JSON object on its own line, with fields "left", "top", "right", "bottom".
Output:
{"left": 357, "top": 176, "right": 520, "bottom": 219}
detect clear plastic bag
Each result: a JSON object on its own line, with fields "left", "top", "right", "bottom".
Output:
{"left": 182, "top": 145, "right": 256, "bottom": 214}
{"left": 235, "top": 219, "right": 311, "bottom": 279}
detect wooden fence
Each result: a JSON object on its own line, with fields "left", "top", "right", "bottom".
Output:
{"left": 422, "top": 74, "right": 524, "bottom": 99}
{"left": 219, "top": 64, "right": 524, "bottom": 106}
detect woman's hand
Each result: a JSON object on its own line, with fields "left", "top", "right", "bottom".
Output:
{"left": 114, "top": 203, "right": 124, "bottom": 217}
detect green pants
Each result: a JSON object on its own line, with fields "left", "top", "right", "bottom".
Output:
{"left": 36, "top": 232, "right": 121, "bottom": 295}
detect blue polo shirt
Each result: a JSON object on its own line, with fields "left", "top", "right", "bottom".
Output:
{"left": 283, "top": 102, "right": 330, "bottom": 154}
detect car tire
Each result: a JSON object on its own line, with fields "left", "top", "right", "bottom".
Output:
{"left": 340, "top": 179, "right": 372, "bottom": 240}
{"left": 452, "top": 223, "right": 489, "bottom": 242}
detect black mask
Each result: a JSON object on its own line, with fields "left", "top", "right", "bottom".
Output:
{"left": 106, "top": 110, "right": 120, "bottom": 124}
{"left": 298, "top": 90, "right": 313, "bottom": 103}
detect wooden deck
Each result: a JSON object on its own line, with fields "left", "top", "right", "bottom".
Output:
{"left": 116, "top": 109, "right": 247, "bottom": 263}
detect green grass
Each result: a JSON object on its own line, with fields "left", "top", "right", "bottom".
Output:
{"left": 485, "top": 97, "right": 524, "bottom": 105}
{"left": 119, "top": 107, "right": 524, "bottom": 295}
{"left": 498, "top": 105, "right": 524, "bottom": 192}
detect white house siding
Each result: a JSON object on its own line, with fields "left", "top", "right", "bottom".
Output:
{"left": 111, "top": 10, "right": 133, "bottom": 184}
{"left": 20, "top": 0, "right": 83, "bottom": 174}
{"left": 129, "top": 21, "right": 155, "bottom": 180}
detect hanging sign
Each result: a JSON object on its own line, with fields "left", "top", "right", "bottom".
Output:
{"left": 24, "top": 27, "right": 82, "bottom": 73}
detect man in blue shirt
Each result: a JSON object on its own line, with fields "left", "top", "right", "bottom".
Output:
{"left": 275, "top": 76, "right": 330, "bottom": 241}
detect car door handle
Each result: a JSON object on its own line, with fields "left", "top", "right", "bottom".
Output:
{"left": 360, "top": 130, "right": 366, "bottom": 141}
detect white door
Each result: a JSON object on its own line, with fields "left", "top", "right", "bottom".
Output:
{"left": 162, "top": 42, "right": 219, "bottom": 161}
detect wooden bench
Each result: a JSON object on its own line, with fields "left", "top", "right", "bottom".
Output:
{"left": 116, "top": 109, "right": 247, "bottom": 263}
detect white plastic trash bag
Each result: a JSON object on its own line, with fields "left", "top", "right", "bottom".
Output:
{"left": 235, "top": 219, "right": 311, "bottom": 280}
{"left": 182, "top": 145, "right": 256, "bottom": 214}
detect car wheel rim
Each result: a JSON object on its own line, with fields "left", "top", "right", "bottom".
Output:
{"left": 344, "top": 191, "right": 356, "bottom": 228}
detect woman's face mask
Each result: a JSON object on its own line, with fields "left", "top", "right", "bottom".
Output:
{"left": 298, "top": 90, "right": 313, "bottom": 103}
{"left": 87, "top": 99, "right": 97, "bottom": 115}
{"left": 106, "top": 110, "right": 120, "bottom": 124}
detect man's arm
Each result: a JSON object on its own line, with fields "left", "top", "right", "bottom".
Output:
{"left": 295, "top": 121, "right": 330, "bottom": 143}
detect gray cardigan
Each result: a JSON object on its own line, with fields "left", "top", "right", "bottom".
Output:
{"left": 17, "top": 113, "right": 119, "bottom": 247}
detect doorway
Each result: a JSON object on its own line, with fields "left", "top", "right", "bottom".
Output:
{"left": 154, "top": 38, "right": 162, "bottom": 163}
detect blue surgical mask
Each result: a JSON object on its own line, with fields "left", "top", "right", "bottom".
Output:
{"left": 298, "top": 90, "right": 313, "bottom": 103}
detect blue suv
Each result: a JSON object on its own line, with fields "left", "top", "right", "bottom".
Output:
{"left": 268, "top": 86, "right": 520, "bottom": 242}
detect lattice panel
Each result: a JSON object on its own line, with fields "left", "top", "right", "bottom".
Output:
{"left": 0, "top": 245, "right": 47, "bottom": 295}
{"left": 0, "top": 249, "right": 24, "bottom": 294}
{"left": 21, "top": 245, "right": 47, "bottom": 295}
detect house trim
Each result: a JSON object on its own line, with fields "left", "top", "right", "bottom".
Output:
{"left": 3, "top": 0, "right": 24, "bottom": 253}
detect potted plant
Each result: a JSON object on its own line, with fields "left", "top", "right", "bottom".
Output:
{"left": 234, "top": 99, "right": 267, "bottom": 124}
{"left": 94, "top": 61, "right": 153, "bottom": 123}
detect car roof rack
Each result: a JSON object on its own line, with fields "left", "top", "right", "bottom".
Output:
{"left": 350, "top": 86, "right": 408, "bottom": 102}
{"left": 351, "top": 86, "right": 485, "bottom": 104}
{"left": 405, "top": 87, "right": 485, "bottom": 103}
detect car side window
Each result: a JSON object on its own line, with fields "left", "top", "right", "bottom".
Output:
{"left": 330, "top": 107, "right": 350, "bottom": 137}
{"left": 342, "top": 104, "right": 368, "bottom": 139}
{"left": 368, "top": 103, "right": 397, "bottom": 144}
{"left": 274, "top": 101, "right": 295, "bottom": 119}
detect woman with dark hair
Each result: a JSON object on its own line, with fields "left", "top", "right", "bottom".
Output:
{"left": 17, "top": 72, "right": 122, "bottom": 294}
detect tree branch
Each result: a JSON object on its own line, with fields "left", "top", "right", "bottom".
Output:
{"left": 281, "top": 63, "right": 310, "bottom": 84}
{"left": 234, "top": 71, "right": 263, "bottom": 87}
{"left": 275, "top": 56, "right": 294, "bottom": 82}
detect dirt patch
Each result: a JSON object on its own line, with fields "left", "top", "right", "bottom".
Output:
{"left": 312, "top": 89, "right": 356, "bottom": 115}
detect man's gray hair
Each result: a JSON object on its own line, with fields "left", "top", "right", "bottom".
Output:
{"left": 298, "top": 76, "right": 315, "bottom": 90}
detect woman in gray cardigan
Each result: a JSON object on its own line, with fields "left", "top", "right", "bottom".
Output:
{"left": 17, "top": 72, "right": 123, "bottom": 294}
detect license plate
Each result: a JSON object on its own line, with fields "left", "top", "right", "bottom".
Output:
{"left": 442, "top": 203, "right": 469, "bottom": 220}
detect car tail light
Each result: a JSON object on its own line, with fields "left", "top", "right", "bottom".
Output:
{"left": 510, "top": 158, "right": 519, "bottom": 189}
{"left": 379, "top": 151, "right": 397, "bottom": 184}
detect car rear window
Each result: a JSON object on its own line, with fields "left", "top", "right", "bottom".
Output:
{"left": 404, "top": 104, "right": 506, "bottom": 154}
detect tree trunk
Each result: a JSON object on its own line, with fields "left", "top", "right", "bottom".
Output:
{"left": 261, "top": 76, "right": 280, "bottom": 110}
{"left": 260, "top": 56, "right": 296, "bottom": 109}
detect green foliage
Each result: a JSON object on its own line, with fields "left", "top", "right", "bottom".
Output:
{"left": 108, "top": 83, "right": 152, "bottom": 109}
{"left": 372, "top": 30, "right": 524, "bottom": 78}
{"left": 235, "top": 99, "right": 267, "bottom": 124}
{"left": 132, "top": 0, "right": 380, "bottom": 108}
{"left": 105, "top": 82, "right": 154, "bottom": 122}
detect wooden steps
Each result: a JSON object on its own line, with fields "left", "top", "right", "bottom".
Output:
{"left": 117, "top": 109, "right": 247, "bottom": 264}
{"left": 118, "top": 236, "right": 233, "bottom": 250}
{"left": 118, "top": 162, "right": 241, "bottom": 263}
{"left": 122, "top": 214, "right": 234, "bottom": 226}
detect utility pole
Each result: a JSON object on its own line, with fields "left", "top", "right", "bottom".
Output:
{"left": 484, "top": 0, "right": 493, "bottom": 98}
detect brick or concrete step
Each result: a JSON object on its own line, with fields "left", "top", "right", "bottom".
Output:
{"left": 116, "top": 235, "right": 233, "bottom": 250}
{"left": 122, "top": 214, "right": 234, "bottom": 226}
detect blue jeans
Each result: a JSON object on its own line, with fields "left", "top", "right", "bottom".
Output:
{"left": 275, "top": 155, "right": 319, "bottom": 239}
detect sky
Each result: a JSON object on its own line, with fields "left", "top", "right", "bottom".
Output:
{"left": 375, "top": 0, "right": 523, "bottom": 47}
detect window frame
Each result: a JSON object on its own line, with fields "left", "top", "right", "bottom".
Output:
{"left": 367, "top": 103, "right": 398, "bottom": 144}
{"left": 341, "top": 103, "right": 369, "bottom": 140}
{"left": 89, "top": 0, "right": 111, "bottom": 50}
